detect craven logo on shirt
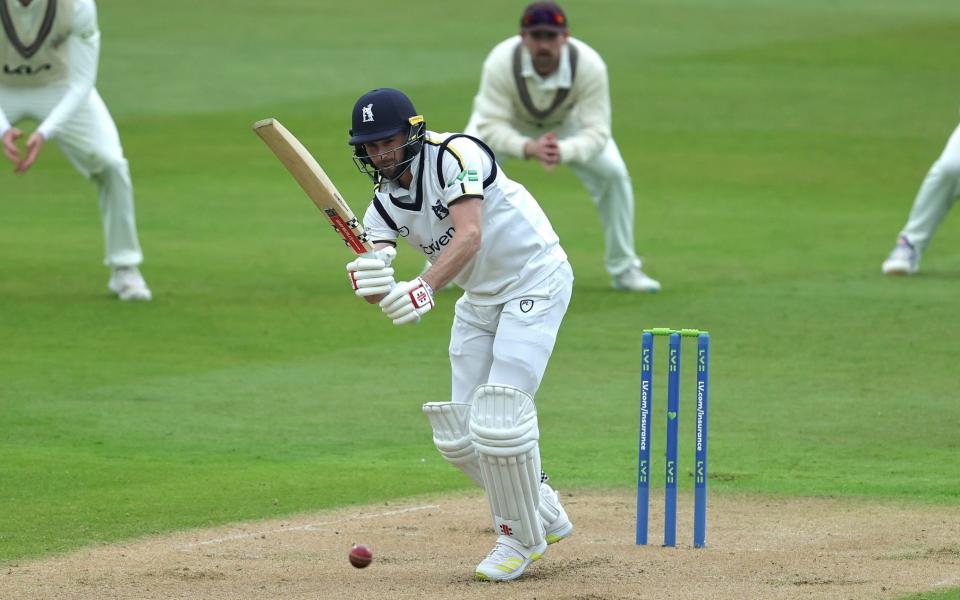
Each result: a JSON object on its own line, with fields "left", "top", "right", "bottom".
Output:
{"left": 3, "top": 63, "right": 52, "bottom": 76}
{"left": 419, "top": 226, "right": 455, "bottom": 256}
{"left": 431, "top": 200, "right": 450, "bottom": 221}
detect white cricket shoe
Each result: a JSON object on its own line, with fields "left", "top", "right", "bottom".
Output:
{"left": 108, "top": 266, "right": 152, "bottom": 301}
{"left": 475, "top": 535, "right": 546, "bottom": 582}
{"left": 612, "top": 267, "right": 662, "bottom": 292}
{"left": 882, "top": 237, "right": 920, "bottom": 276}
{"left": 540, "top": 483, "right": 574, "bottom": 545}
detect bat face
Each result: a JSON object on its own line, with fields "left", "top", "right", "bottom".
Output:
{"left": 253, "top": 118, "right": 373, "bottom": 255}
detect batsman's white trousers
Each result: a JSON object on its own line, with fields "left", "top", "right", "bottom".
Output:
{"left": 899, "top": 122, "right": 960, "bottom": 253}
{"left": 449, "top": 262, "right": 573, "bottom": 404}
{"left": 0, "top": 84, "right": 144, "bottom": 267}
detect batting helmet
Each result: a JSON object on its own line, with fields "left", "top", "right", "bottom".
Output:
{"left": 348, "top": 88, "right": 425, "bottom": 183}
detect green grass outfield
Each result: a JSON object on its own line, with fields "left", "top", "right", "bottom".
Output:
{"left": 2, "top": 0, "right": 959, "bottom": 594}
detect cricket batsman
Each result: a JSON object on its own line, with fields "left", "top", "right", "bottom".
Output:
{"left": 344, "top": 87, "right": 574, "bottom": 581}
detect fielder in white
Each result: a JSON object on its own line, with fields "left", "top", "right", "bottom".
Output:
{"left": 344, "top": 87, "right": 574, "bottom": 582}
{"left": 882, "top": 121, "right": 960, "bottom": 276}
{"left": 0, "top": 0, "right": 150, "bottom": 300}
{"left": 464, "top": 1, "right": 660, "bottom": 292}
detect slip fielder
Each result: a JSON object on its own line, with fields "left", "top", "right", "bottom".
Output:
{"left": 465, "top": 2, "right": 661, "bottom": 292}
{"left": 0, "top": 0, "right": 150, "bottom": 300}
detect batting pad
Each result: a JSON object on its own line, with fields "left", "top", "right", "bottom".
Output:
{"left": 422, "top": 402, "right": 484, "bottom": 487}
{"left": 469, "top": 384, "right": 546, "bottom": 548}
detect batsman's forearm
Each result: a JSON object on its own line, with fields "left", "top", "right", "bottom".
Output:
{"left": 421, "top": 227, "right": 481, "bottom": 290}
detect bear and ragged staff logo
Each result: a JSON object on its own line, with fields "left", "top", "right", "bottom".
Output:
{"left": 431, "top": 200, "right": 450, "bottom": 220}
{"left": 361, "top": 104, "right": 374, "bottom": 123}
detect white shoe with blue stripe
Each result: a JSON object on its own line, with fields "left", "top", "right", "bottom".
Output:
{"left": 882, "top": 236, "right": 920, "bottom": 275}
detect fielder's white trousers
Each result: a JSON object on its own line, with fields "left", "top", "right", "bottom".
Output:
{"left": 0, "top": 85, "right": 143, "bottom": 267}
{"left": 899, "top": 122, "right": 960, "bottom": 253}
{"left": 449, "top": 262, "right": 573, "bottom": 404}
{"left": 568, "top": 138, "right": 642, "bottom": 276}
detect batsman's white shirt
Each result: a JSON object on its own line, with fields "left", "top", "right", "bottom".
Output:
{"left": 363, "top": 131, "right": 573, "bottom": 403}
{"left": 363, "top": 131, "right": 568, "bottom": 306}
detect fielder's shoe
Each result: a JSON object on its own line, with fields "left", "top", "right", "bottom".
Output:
{"left": 108, "top": 266, "right": 152, "bottom": 301}
{"left": 882, "top": 236, "right": 920, "bottom": 276}
{"left": 475, "top": 535, "right": 546, "bottom": 582}
{"left": 540, "top": 483, "right": 574, "bottom": 544}
{"left": 612, "top": 267, "right": 661, "bottom": 292}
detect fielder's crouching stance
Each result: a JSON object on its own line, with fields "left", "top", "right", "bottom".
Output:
{"left": 345, "top": 87, "right": 573, "bottom": 581}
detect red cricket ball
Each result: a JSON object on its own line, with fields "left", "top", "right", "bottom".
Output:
{"left": 349, "top": 544, "right": 373, "bottom": 568}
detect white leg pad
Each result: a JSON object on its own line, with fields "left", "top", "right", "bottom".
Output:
{"left": 422, "top": 402, "right": 484, "bottom": 487}
{"left": 469, "top": 384, "right": 545, "bottom": 548}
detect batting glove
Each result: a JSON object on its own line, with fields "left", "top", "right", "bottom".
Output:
{"left": 346, "top": 246, "right": 396, "bottom": 297}
{"left": 379, "top": 277, "right": 435, "bottom": 325}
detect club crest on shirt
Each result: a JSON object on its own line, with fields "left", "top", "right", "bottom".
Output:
{"left": 361, "top": 104, "right": 374, "bottom": 122}
{"left": 520, "top": 299, "right": 534, "bottom": 313}
{"left": 431, "top": 200, "right": 450, "bottom": 220}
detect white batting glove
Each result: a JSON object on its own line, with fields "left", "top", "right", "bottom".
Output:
{"left": 379, "top": 277, "right": 435, "bottom": 325}
{"left": 346, "top": 246, "right": 396, "bottom": 297}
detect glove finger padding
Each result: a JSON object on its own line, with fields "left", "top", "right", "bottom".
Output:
{"left": 352, "top": 278, "right": 395, "bottom": 297}
{"left": 346, "top": 246, "right": 396, "bottom": 271}
{"left": 379, "top": 277, "right": 434, "bottom": 325}
{"left": 346, "top": 256, "right": 386, "bottom": 271}
{"left": 347, "top": 247, "right": 397, "bottom": 296}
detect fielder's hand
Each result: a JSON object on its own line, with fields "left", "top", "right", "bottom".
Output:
{"left": 2, "top": 127, "right": 23, "bottom": 167}
{"left": 346, "top": 246, "right": 396, "bottom": 297}
{"left": 16, "top": 132, "right": 45, "bottom": 174}
{"left": 524, "top": 132, "right": 560, "bottom": 171}
{"left": 379, "top": 277, "right": 435, "bottom": 325}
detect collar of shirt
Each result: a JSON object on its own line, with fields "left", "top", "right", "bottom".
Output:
{"left": 520, "top": 43, "right": 572, "bottom": 91}
{"left": 11, "top": 0, "right": 43, "bottom": 14}
{"left": 10, "top": 0, "right": 43, "bottom": 31}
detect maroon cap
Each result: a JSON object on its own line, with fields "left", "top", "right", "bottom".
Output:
{"left": 520, "top": 2, "right": 568, "bottom": 32}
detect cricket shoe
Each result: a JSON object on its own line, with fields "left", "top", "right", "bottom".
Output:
{"left": 882, "top": 236, "right": 920, "bottom": 275}
{"left": 612, "top": 267, "right": 661, "bottom": 292}
{"left": 108, "top": 266, "right": 152, "bottom": 301}
{"left": 540, "top": 483, "right": 574, "bottom": 545}
{"left": 475, "top": 535, "right": 546, "bottom": 582}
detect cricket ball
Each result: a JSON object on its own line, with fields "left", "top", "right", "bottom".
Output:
{"left": 349, "top": 544, "right": 373, "bottom": 568}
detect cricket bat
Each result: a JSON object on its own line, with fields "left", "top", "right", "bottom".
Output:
{"left": 252, "top": 118, "right": 374, "bottom": 255}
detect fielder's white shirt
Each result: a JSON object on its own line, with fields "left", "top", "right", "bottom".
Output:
{"left": 363, "top": 131, "right": 568, "bottom": 305}
{"left": 0, "top": 0, "right": 99, "bottom": 138}
{"left": 465, "top": 35, "right": 612, "bottom": 165}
